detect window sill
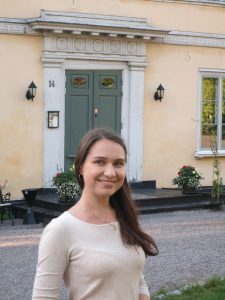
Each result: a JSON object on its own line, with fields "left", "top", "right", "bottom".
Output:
{"left": 194, "top": 150, "right": 225, "bottom": 158}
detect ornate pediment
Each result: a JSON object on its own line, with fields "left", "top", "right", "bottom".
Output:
{"left": 0, "top": 10, "right": 168, "bottom": 40}
{"left": 43, "top": 34, "right": 147, "bottom": 62}
{"left": 30, "top": 10, "right": 168, "bottom": 40}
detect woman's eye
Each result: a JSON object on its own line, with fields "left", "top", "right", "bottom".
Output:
{"left": 115, "top": 161, "right": 124, "bottom": 167}
{"left": 95, "top": 160, "right": 104, "bottom": 165}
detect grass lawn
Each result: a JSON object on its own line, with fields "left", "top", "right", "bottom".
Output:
{"left": 152, "top": 277, "right": 225, "bottom": 300}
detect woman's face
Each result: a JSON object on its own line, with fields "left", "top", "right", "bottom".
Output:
{"left": 80, "top": 139, "right": 126, "bottom": 201}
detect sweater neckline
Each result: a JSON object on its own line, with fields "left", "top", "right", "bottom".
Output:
{"left": 65, "top": 211, "right": 119, "bottom": 228}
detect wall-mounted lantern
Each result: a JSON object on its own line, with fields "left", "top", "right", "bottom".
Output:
{"left": 26, "top": 81, "right": 37, "bottom": 101}
{"left": 48, "top": 111, "right": 59, "bottom": 128}
{"left": 154, "top": 84, "right": 165, "bottom": 101}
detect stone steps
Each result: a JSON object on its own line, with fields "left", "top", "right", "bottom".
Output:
{"left": 12, "top": 187, "right": 218, "bottom": 225}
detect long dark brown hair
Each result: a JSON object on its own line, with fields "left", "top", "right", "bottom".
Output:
{"left": 75, "top": 128, "right": 158, "bottom": 256}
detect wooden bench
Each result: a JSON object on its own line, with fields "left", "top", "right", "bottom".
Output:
{"left": 0, "top": 192, "right": 14, "bottom": 226}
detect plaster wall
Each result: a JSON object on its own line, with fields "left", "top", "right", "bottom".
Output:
{"left": 1, "top": 1, "right": 225, "bottom": 196}
{"left": 0, "top": 34, "right": 43, "bottom": 198}
{"left": 143, "top": 43, "right": 225, "bottom": 187}
{"left": 0, "top": 0, "right": 225, "bottom": 34}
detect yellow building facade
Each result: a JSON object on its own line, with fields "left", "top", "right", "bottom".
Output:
{"left": 1, "top": 0, "right": 225, "bottom": 198}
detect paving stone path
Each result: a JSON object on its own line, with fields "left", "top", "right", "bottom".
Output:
{"left": 0, "top": 209, "right": 225, "bottom": 299}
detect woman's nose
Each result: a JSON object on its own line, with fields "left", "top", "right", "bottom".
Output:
{"left": 104, "top": 164, "right": 116, "bottom": 176}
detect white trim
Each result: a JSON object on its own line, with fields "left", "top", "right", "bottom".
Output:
{"left": 3, "top": 13, "right": 225, "bottom": 50}
{"left": 0, "top": 10, "right": 168, "bottom": 39}
{"left": 42, "top": 34, "right": 147, "bottom": 63}
{"left": 195, "top": 150, "right": 225, "bottom": 158}
{"left": 43, "top": 63, "right": 65, "bottom": 187}
{"left": 151, "top": 0, "right": 225, "bottom": 7}
{"left": 196, "top": 71, "right": 202, "bottom": 152}
{"left": 152, "top": 31, "right": 225, "bottom": 49}
{"left": 199, "top": 67, "right": 225, "bottom": 73}
{"left": 218, "top": 78, "right": 223, "bottom": 150}
{"left": 196, "top": 70, "right": 225, "bottom": 156}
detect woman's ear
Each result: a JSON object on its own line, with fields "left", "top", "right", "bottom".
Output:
{"left": 79, "top": 165, "right": 83, "bottom": 176}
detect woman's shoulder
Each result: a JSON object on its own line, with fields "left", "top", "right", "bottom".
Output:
{"left": 41, "top": 211, "right": 74, "bottom": 237}
{"left": 44, "top": 211, "right": 73, "bottom": 229}
{"left": 38, "top": 212, "right": 74, "bottom": 257}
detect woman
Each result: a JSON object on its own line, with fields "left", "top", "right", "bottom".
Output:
{"left": 32, "top": 128, "right": 158, "bottom": 300}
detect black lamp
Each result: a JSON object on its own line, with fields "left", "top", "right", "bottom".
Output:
{"left": 26, "top": 81, "right": 37, "bottom": 101}
{"left": 154, "top": 84, "right": 165, "bottom": 101}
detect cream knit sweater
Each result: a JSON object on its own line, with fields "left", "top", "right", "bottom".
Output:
{"left": 32, "top": 211, "right": 150, "bottom": 300}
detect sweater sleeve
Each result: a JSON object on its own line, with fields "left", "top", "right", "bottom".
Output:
{"left": 32, "top": 219, "right": 69, "bottom": 300}
{"left": 139, "top": 273, "right": 150, "bottom": 297}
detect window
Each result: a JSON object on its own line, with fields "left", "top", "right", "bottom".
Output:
{"left": 198, "top": 73, "right": 225, "bottom": 156}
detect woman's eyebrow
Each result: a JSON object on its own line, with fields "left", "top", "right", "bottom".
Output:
{"left": 92, "top": 156, "right": 125, "bottom": 161}
{"left": 115, "top": 158, "right": 126, "bottom": 162}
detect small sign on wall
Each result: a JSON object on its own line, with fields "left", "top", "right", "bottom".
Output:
{"left": 48, "top": 111, "right": 59, "bottom": 128}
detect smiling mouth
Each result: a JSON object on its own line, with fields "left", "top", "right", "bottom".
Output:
{"left": 98, "top": 179, "right": 116, "bottom": 184}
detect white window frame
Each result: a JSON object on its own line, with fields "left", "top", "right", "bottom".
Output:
{"left": 196, "top": 69, "right": 225, "bottom": 158}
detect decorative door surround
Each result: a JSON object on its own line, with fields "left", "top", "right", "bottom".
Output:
{"left": 43, "top": 36, "right": 147, "bottom": 186}
{"left": 29, "top": 10, "right": 168, "bottom": 186}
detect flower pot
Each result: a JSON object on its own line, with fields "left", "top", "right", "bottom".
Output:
{"left": 22, "top": 188, "right": 40, "bottom": 207}
{"left": 22, "top": 188, "right": 40, "bottom": 224}
{"left": 59, "top": 196, "right": 78, "bottom": 204}
{"left": 181, "top": 187, "right": 197, "bottom": 194}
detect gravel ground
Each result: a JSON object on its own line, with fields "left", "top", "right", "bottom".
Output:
{"left": 0, "top": 209, "right": 225, "bottom": 299}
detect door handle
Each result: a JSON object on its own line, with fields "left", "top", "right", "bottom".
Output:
{"left": 94, "top": 108, "right": 98, "bottom": 118}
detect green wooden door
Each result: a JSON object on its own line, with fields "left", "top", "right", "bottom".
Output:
{"left": 65, "top": 70, "right": 122, "bottom": 169}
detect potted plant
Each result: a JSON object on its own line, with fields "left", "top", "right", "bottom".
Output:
{"left": 0, "top": 180, "right": 11, "bottom": 203}
{"left": 21, "top": 188, "right": 40, "bottom": 224}
{"left": 52, "top": 165, "right": 81, "bottom": 203}
{"left": 172, "top": 165, "right": 203, "bottom": 193}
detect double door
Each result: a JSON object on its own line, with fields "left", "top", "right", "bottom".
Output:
{"left": 64, "top": 70, "right": 122, "bottom": 169}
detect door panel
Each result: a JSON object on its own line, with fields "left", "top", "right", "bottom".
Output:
{"left": 98, "top": 95, "right": 117, "bottom": 129}
{"left": 94, "top": 71, "right": 121, "bottom": 132}
{"left": 65, "top": 70, "right": 121, "bottom": 169}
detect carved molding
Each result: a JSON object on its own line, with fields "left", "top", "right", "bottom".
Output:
{"left": 165, "top": 36, "right": 225, "bottom": 48}
{"left": 152, "top": 31, "right": 225, "bottom": 48}
{"left": 43, "top": 35, "right": 147, "bottom": 62}
{"left": 0, "top": 22, "right": 38, "bottom": 35}
{"left": 152, "top": 0, "right": 225, "bottom": 7}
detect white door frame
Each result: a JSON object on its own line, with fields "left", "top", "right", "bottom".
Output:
{"left": 43, "top": 35, "right": 147, "bottom": 186}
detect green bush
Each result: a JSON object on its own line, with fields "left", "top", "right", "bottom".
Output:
{"left": 52, "top": 165, "right": 80, "bottom": 200}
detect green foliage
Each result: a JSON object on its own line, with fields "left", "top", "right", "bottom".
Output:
{"left": 212, "top": 176, "right": 223, "bottom": 203}
{"left": 207, "top": 116, "right": 223, "bottom": 204}
{"left": 200, "top": 79, "right": 224, "bottom": 203}
{"left": 172, "top": 165, "right": 203, "bottom": 190}
{"left": 0, "top": 210, "right": 12, "bottom": 220}
{"left": 211, "top": 150, "right": 223, "bottom": 203}
{"left": 201, "top": 78, "right": 218, "bottom": 144}
{"left": 52, "top": 165, "right": 80, "bottom": 200}
{"left": 202, "top": 78, "right": 218, "bottom": 101}
{"left": 53, "top": 167, "right": 76, "bottom": 187}
{"left": 152, "top": 276, "right": 225, "bottom": 300}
